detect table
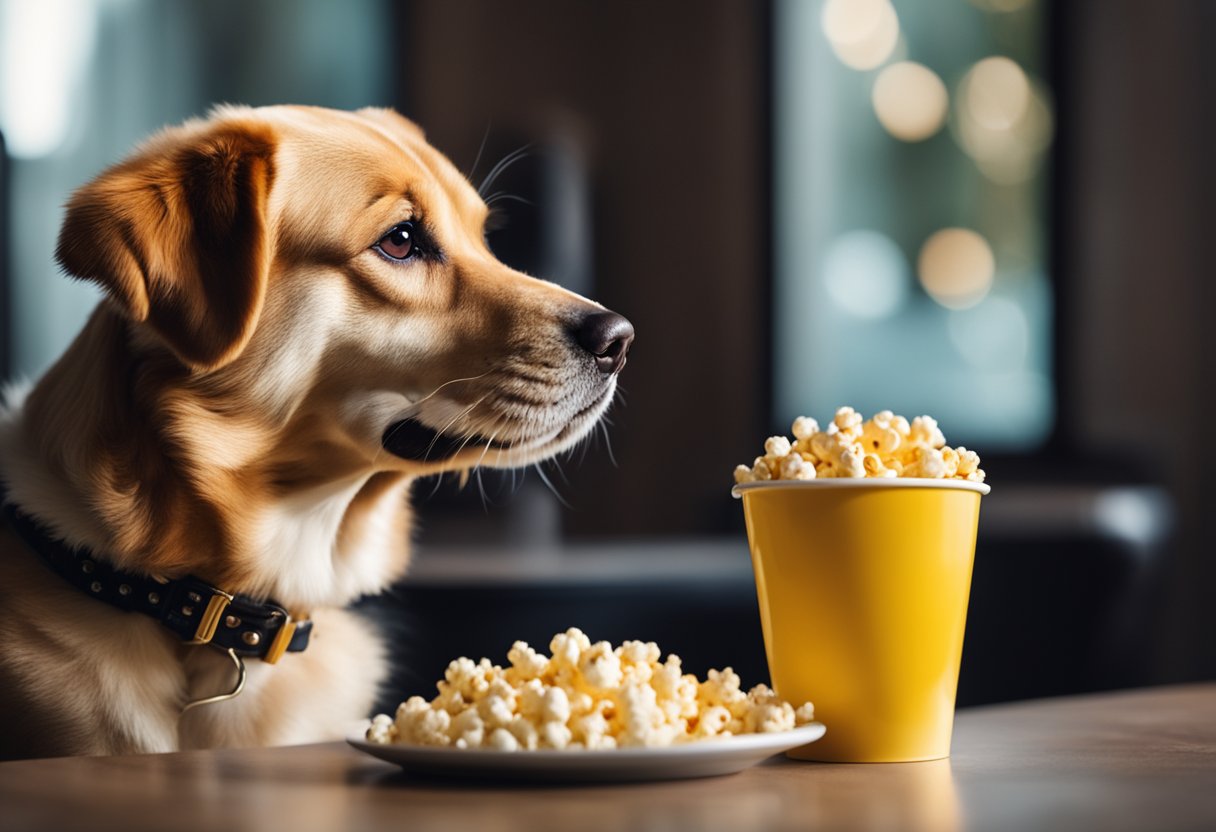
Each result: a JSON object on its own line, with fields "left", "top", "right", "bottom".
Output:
{"left": 2, "top": 684, "right": 1213, "bottom": 831}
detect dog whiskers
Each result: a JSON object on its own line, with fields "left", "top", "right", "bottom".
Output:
{"left": 412, "top": 371, "right": 494, "bottom": 409}
{"left": 548, "top": 450, "right": 573, "bottom": 488}
{"left": 532, "top": 462, "right": 573, "bottom": 510}
{"left": 600, "top": 391, "right": 621, "bottom": 467}
{"left": 478, "top": 144, "right": 533, "bottom": 198}
{"left": 472, "top": 415, "right": 508, "bottom": 473}
{"left": 484, "top": 192, "right": 535, "bottom": 209}
{"left": 471, "top": 415, "right": 509, "bottom": 511}
{"left": 448, "top": 410, "right": 499, "bottom": 471}
{"left": 467, "top": 119, "right": 493, "bottom": 182}
{"left": 422, "top": 394, "right": 489, "bottom": 463}
{"left": 475, "top": 467, "right": 490, "bottom": 509}
{"left": 421, "top": 407, "right": 505, "bottom": 502}
{"left": 425, "top": 469, "right": 447, "bottom": 502}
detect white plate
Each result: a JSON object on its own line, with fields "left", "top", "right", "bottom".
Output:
{"left": 347, "top": 722, "right": 826, "bottom": 783}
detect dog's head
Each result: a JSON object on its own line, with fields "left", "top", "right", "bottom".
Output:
{"left": 55, "top": 105, "right": 632, "bottom": 479}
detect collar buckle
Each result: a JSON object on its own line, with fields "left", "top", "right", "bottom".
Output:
{"left": 263, "top": 614, "right": 298, "bottom": 665}
{"left": 187, "top": 589, "right": 235, "bottom": 645}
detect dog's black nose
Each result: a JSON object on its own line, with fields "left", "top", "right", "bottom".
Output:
{"left": 574, "top": 311, "right": 634, "bottom": 375}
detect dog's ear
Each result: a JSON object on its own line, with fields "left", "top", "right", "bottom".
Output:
{"left": 56, "top": 119, "right": 277, "bottom": 372}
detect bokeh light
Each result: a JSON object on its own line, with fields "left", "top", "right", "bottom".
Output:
{"left": 872, "top": 61, "right": 949, "bottom": 142}
{"left": 820, "top": 0, "right": 900, "bottom": 71}
{"left": 917, "top": 228, "right": 995, "bottom": 309}
{"left": 822, "top": 230, "right": 910, "bottom": 319}
{"left": 953, "top": 56, "right": 1053, "bottom": 184}
{"left": 0, "top": 0, "right": 98, "bottom": 158}
{"left": 965, "top": 57, "right": 1029, "bottom": 129}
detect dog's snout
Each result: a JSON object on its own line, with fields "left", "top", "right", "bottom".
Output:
{"left": 573, "top": 311, "right": 634, "bottom": 375}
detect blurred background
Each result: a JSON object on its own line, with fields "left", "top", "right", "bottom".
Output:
{"left": 0, "top": 0, "right": 1212, "bottom": 710}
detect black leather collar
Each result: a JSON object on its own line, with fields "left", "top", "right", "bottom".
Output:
{"left": 1, "top": 494, "right": 311, "bottom": 664}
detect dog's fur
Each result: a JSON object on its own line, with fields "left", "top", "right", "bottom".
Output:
{"left": 0, "top": 105, "right": 625, "bottom": 759}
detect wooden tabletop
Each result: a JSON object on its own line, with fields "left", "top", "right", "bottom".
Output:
{"left": 3, "top": 684, "right": 1213, "bottom": 832}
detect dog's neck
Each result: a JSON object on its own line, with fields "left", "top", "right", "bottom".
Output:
{"left": 0, "top": 308, "right": 414, "bottom": 610}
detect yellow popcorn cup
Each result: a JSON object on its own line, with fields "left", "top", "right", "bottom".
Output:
{"left": 733, "top": 478, "right": 989, "bottom": 762}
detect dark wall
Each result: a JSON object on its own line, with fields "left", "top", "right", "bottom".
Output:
{"left": 1057, "top": 0, "right": 1216, "bottom": 681}
{"left": 403, "top": 1, "right": 770, "bottom": 538}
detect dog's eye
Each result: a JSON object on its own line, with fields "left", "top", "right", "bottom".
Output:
{"left": 374, "top": 223, "right": 416, "bottom": 261}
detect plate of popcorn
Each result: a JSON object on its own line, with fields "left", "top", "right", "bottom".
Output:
{"left": 349, "top": 629, "right": 825, "bottom": 782}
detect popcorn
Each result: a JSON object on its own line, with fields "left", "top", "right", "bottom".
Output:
{"left": 571, "top": 711, "right": 615, "bottom": 749}
{"left": 861, "top": 418, "right": 901, "bottom": 457}
{"left": 794, "top": 702, "right": 815, "bottom": 725}
{"left": 832, "top": 406, "right": 864, "bottom": 439}
{"left": 956, "top": 447, "right": 985, "bottom": 481}
{"left": 779, "top": 453, "right": 813, "bottom": 480}
{"left": 506, "top": 640, "right": 549, "bottom": 683}
{"left": 366, "top": 629, "right": 815, "bottom": 751}
{"left": 366, "top": 713, "right": 397, "bottom": 744}
{"left": 543, "top": 686, "right": 571, "bottom": 722}
{"left": 540, "top": 720, "right": 573, "bottom": 750}
{"left": 734, "top": 408, "right": 984, "bottom": 484}
{"left": 834, "top": 447, "right": 866, "bottom": 479}
{"left": 487, "top": 728, "right": 519, "bottom": 751}
{"left": 695, "top": 705, "right": 732, "bottom": 737}
{"left": 862, "top": 453, "right": 898, "bottom": 478}
{"left": 904, "top": 446, "right": 948, "bottom": 479}
{"left": 908, "top": 415, "right": 946, "bottom": 450}
{"left": 401, "top": 702, "right": 451, "bottom": 746}
{"left": 477, "top": 694, "right": 515, "bottom": 729}
{"left": 508, "top": 716, "right": 539, "bottom": 750}
{"left": 450, "top": 709, "right": 485, "bottom": 749}
{"left": 698, "top": 667, "right": 746, "bottom": 711}
{"left": 750, "top": 458, "right": 773, "bottom": 482}
{"left": 764, "top": 435, "right": 792, "bottom": 457}
{"left": 579, "top": 641, "right": 623, "bottom": 691}
{"left": 618, "top": 640, "right": 661, "bottom": 685}
{"left": 791, "top": 416, "right": 820, "bottom": 441}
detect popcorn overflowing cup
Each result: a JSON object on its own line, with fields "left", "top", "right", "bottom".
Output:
{"left": 732, "top": 409, "right": 989, "bottom": 763}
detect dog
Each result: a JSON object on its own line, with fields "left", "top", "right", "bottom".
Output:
{"left": 0, "top": 105, "right": 633, "bottom": 759}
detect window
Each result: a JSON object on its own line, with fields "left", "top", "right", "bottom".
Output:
{"left": 773, "top": 0, "right": 1053, "bottom": 450}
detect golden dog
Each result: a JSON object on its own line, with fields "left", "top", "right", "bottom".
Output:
{"left": 0, "top": 105, "right": 632, "bottom": 759}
